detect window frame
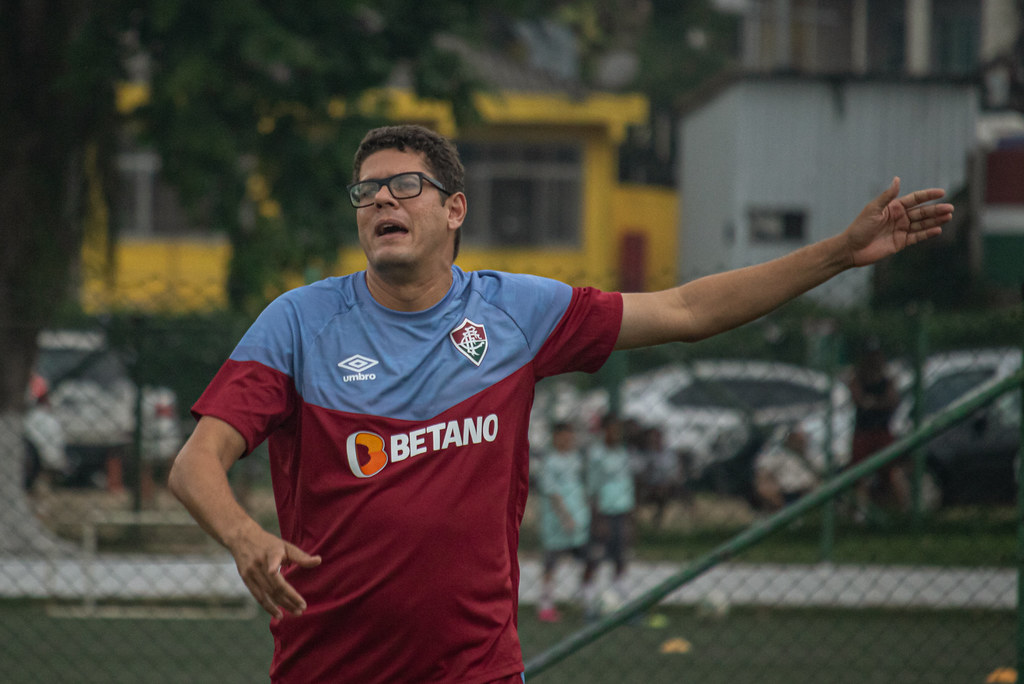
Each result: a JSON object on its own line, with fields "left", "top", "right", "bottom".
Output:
{"left": 457, "top": 139, "right": 584, "bottom": 248}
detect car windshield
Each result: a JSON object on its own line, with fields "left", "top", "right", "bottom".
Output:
{"left": 36, "top": 348, "right": 128, "bottom": 389}
{"left": 923, "top": 368, "right": 997, "bottom": 416}
{"left": 667, "top": 379, "right": 825, "bottom": 410}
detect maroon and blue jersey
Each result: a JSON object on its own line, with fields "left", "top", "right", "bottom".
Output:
{"left": 192, "top": 266, "right": 622, "bottom": 683}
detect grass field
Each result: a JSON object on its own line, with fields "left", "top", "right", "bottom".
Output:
{"left": 0, "top": 600, "right": 1014, "bottom": 683}
{"left": 629, "top": 513, "right": 1018, "bottom": 566}
{"left": 520, "top": 604, "right": 1015, "bottom": 683}
{"left": 1, "top": 600, "right": 272, "bottom": 684}
{"left": 517, "top": 500, "right": 1018, "bottom": 568}
{"left": 8, "top": 491, "right": 1017, "bottom": 682}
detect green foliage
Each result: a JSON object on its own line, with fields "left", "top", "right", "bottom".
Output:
{"left": 5, "top": 1, "right": 526, "bottom": 327}
{"left": 124, "top": 1, "right": 504, "bottom": 313}
{"left": 0, "top": 1, "right": 532, "bottom": 409}
{"left": 635, "top": 0, "right": 740, "bottom": 107}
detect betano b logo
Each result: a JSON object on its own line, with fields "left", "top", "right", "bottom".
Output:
{"left": 346, "top": 432, "right": 388, "bottom": 478}
{"left": 345, "top": 415, "right": 500, "bottom": 478}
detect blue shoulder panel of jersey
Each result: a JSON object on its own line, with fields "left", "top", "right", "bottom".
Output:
{"left": 228, "top": 267, "right": 573, "bottom": 421}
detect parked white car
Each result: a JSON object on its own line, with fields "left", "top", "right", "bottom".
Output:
{"left": 33, "top": 330, "right": 183, "bottom": 487}
{"left": 22, "top": 372, "right": 69, "bottom": 490}
{"left": 616, "top": 360, "right": 855, "bottom": 494}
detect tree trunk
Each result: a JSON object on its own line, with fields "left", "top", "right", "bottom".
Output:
{"left": 0, "top": 2, "right": 107, "bottom": 555}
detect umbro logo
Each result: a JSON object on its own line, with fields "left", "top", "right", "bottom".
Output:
{"left": 338, "top": 354, "right": 379, "bottom": 382}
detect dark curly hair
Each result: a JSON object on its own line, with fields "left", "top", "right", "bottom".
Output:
{"left": 353, "top": 125, "right": 466, "bottom": 260}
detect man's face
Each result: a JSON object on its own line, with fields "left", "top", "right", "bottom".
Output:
{"left": 355, "top": 148, "right": 464, "bottom": 274}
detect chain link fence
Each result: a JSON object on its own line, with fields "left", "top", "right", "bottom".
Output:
{"left": 2, "top": 279, "right": 1022, "bottom": 683}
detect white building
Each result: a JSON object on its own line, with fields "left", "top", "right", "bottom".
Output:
{"left": 678, "top": 0, "right": 1021, "bottom": 304}
{"left": 678, "top": 76, "right": 978, "bottom": 305}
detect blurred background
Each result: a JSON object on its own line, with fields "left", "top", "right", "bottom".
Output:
{"left": 2, "top": 1, "right": 1024, "bottom": 682}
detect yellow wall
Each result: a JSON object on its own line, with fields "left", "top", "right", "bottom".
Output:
{"left": 95, "top": 179, "right": 677, "bottom": 312}
{"left": 84, "top": 88, "right": 677, "bottom": 311}
{"left": 83, "top": 238, "right": 231, "bottom": 312}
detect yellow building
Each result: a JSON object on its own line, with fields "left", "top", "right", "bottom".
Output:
{"left": 85, "top": 68, "right": 677, "bottom": 313}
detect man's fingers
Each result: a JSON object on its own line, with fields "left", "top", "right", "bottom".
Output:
{"left": 876, "top": 176, "right": 900, "bottom": 208}
{"left": 241, "top": 571, "right": 285, "bottom": 619}
{"left": 266, "top": 568, "right": 309, "bottom": 616}
{"left": 232, "top": 536, "right": 320, "bottom": 618}
{"left": 245, "top": 563, "right": 309, "bottom": 618}
{"left": 914, "top": 212, "right": 953, "bottom": 232}
{"left": 904, "top": 202, "right": 953, "bottom": 242}
{"left": 283, "top": 544, "right": 323, "bottom": 569}
{"left": 255, "top": 544, "right": 321, "bottom": 616}
{"left": 899, "top": 187, "right": 946, "bottom": 209}
{"left": 908, "top": 202, "right": 954, "bottom": 223}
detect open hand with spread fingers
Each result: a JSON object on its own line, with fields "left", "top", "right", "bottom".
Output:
{"left": 846, "top": 176, "right": 953, "bottom": 267}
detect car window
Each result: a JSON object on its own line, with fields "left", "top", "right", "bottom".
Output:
{"left": 36, "top": 348, "right": 129, "bottom": 389}
{"left": 992, "top": 390, "right": 1022, "bottom": 427}
{"left": 668, "top": 379, "right": 825, "bottom": 410}
{"left": 923, "top": 369, "right": 996, "bottom": 416}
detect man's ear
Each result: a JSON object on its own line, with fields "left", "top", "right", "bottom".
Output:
{"left": 447, "top": 192, "right": 467, "bottom": 230}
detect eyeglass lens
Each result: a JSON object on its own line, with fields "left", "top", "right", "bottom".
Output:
{"left": 350, "top": 173, "right": 423, "bottom": 206}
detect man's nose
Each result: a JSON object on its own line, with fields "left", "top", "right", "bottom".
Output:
{"left": 373, "top": 183, "right": 398, "bottom": 205}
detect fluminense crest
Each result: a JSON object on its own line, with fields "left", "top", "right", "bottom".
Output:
{"left": 449, "top": 318, "right": 488, "bottom": 366}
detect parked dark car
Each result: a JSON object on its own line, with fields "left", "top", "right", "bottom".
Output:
{"left": 891, "top": 348, "right": 1021, "bottom": 509}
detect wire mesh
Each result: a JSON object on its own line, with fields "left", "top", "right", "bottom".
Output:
{"left": 1, "top": 280, "right": 1021, "bottom": 683}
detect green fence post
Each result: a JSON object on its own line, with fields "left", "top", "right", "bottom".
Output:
{"left": 1017, "top": 284, "right": 1024, "bottom": 679}
{"left": 910, "top": 303, "right": 931, "bottom": 528}
{"left": 525, "top": 367, "right": 1024, "bottom": 677}
{"left": 818, "top": 322, "right": 838, "bottom": 563}
{"left": 130, "top": 315, "right": 145, "bottom": 514}
{"left": 600, "top": 350, "right": 626, "bottom": 416}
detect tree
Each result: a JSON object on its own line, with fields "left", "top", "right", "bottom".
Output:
{"left": 632, "top": 0, "right": 738, "bottom": 108}
{"left": 0, "top": 0, "right": 517, "bottom": 553}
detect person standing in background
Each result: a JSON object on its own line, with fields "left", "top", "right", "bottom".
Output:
{"left": 584, "top": 413, "right": 636, "bottom": 617}
{"left": 535, "top": 422, "right": 591, "bottom": 623}
{"left": 847, "top": 338, "right": 910, "bottom": 520}
{"left": 640, "top": 425, "right": 687, "bottom": 530}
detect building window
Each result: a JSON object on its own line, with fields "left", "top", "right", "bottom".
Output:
{"left": 867, "top": 0, "right": 905, "bottom": 75}
{"left": 115, "top": 150, "right": 208, "bottom": 236}
{"left": 932, "top": 0, "right": 979, "bottom": 76}
{"left": 457, "top": 141, "right": 582, "bottom": 247}
{"left": 749, "top": 208, "right": 806, "bottom": 243}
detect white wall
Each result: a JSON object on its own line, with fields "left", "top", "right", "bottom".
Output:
{"left": 678, "top": 76, "right": 979, "bottom": 306}
{"left": 678, "top": 87, "right": 743, "bottom": 280}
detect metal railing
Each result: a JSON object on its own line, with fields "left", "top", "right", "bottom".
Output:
{"left": 527, "top": 365, "right": 1024, "bottom": 679}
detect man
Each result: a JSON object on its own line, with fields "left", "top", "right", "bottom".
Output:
{"left": 168, "top": 124, "right": 952, "bottom": 683}
{"left": 753, "top": 422, "right": 820, "bottom": 512}
{"left": 847, "top": 338, "right": 910, "bottom": 519}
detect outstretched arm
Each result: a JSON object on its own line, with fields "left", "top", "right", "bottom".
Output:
{"left": 616, "top": 177, "right": 952, "bottom": 350}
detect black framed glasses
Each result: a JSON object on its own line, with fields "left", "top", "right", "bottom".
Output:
{"left": 346, "top": 171, "right": 450, "bottom": 208}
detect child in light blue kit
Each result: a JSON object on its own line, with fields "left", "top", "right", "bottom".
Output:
{"left": 535, "top": 422, "right": 591, "bottom": 622}
{"left": 584, "top": 413, "right": 636, "bottom": 617}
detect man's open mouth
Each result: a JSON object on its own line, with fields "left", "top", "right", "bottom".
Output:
{"left": 376, "top": 222, "right": 408, "bottom": 236}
